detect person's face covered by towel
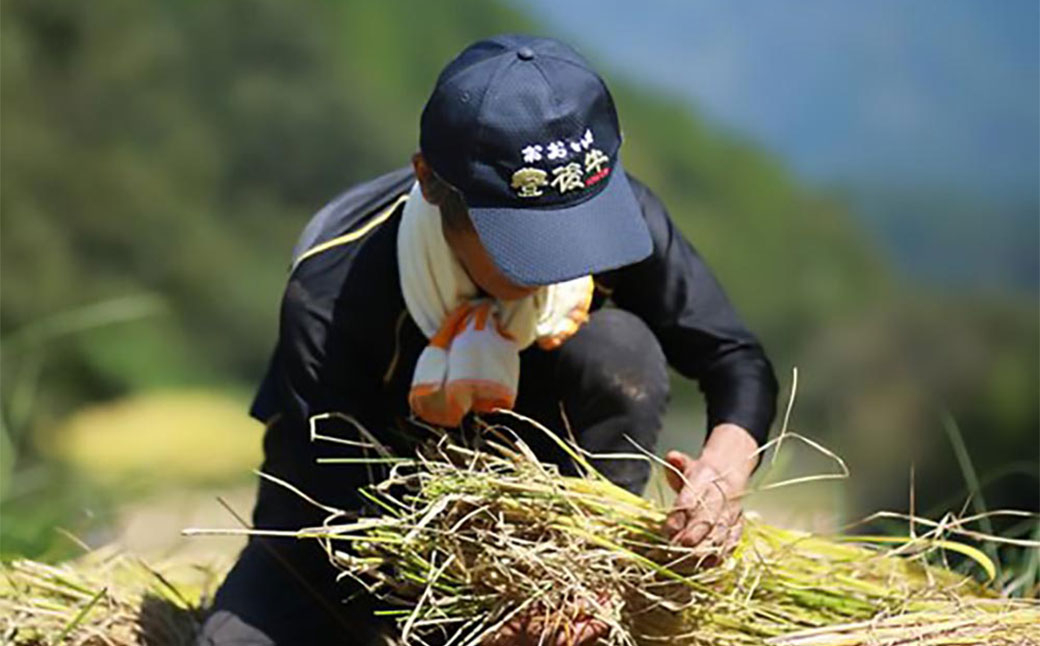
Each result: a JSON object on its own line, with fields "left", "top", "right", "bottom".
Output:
{"left": 413, "top": 152, "right": 538, "bottom": 302}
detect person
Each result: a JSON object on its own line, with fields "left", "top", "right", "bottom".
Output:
{"left": 198, "top": 34, "right": 778, "bottom": 646}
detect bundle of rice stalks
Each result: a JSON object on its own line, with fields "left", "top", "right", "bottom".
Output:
{"left": 0, "top": 546, "right": 220, "bottom": 646}
{"left": 256, "top": 418, "right": 1039, "bottom": 646}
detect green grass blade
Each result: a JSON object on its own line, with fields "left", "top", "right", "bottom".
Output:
{"left": 52, "top": 585, "right": 106, "bottom": 645}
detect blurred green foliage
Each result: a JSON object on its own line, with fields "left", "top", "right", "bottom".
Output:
{"left": 1, "top": 0, "right": 1036, "bottom": 559}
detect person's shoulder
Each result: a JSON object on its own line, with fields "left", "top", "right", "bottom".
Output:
{"left": 623, "top": 171, "right": 668, "bottom": 217}
{"left": 281, "top": 167, "right": 413, "bottom": 329}
{"left": 290, "top": 166, "right": 415, "bottom": 267}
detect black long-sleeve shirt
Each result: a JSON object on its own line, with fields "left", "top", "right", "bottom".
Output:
{"left": 250, "top": 166, "right": 778, "bottom": 447}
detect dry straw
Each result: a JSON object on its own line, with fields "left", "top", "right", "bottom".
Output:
{"left": 194, "top": 405, "right": 1038, "bottom": 646}
{"left": 0, "top": 546, "right": 219, "bottom": 645}
{"left": 6, "top": 373, "right": 1038, "bottom": 644}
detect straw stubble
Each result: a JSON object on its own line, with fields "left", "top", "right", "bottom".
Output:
{"left": 295, "top": 423, "right": 1039, "bottom": 646}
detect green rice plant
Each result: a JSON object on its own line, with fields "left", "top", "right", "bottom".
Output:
{"left": 231, "top": 414, "right": 1039, "bottom": 646}
{"left": 0, "top": 546, "right": 219, "bottom": 646}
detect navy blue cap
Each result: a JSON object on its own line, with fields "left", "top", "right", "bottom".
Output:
{"left": 420, "top": 34, "right": 652, "bottom": 286}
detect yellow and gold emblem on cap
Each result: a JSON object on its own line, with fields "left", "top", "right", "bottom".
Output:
{"left": 511, "top": 167, "right": 549, "bottom": 198}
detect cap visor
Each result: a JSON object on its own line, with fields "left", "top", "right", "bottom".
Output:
{"left": 468, "top": 161, "right": 652, "bottom": 286}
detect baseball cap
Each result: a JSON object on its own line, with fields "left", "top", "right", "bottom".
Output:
{"left": 420, "top": 34, "right": 653, "bottom": 286}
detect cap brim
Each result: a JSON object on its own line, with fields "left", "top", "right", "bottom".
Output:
{"left": 468, "top": 160, "right": 652, "bottom": 286}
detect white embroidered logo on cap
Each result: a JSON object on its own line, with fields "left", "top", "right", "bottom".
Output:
{"left": 521, "top": 145, "right": 543, "bottom": 163}
{"left": 546, "top": 141, "right": 568, "bottom": 160}
{"left": 550, "top": 163, "right": 584, "bottom": 194}
{"left": 512, "top": 129, "right": 610, "bottom": 197}
{"left": 584, "top": 149, "right": 608, "bottom": 175}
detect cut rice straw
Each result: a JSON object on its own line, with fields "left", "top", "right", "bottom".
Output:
{"left": 184, "top": 402, "right": 1039, "bottom": 646}
{"left": 1, "top": 546, "right": 220, "bottom": 646}
{"left": 178, "top": 369, "right": 1038, "bottom": 644}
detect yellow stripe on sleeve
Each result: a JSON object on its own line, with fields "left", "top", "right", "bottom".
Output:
{"left": 291, "top": 193, "right": 409, "bottom": 272}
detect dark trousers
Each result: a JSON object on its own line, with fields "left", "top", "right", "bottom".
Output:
{"left": 197, "top": 309, "right": 669, "bottom": 645}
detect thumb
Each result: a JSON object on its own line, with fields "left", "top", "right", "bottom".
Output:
{"left": 664, "top": 450, "right": 692, "bottom": 493}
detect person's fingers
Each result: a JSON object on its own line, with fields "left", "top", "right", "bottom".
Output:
{"left": 704, "top": 503, "right": 740, "bottom": 540}
{"left": 703, "top": 513, "right": 735, "bottom": 552}
{"left": 698, "top": 515, "right": 736, "bottom": 568}
{"left": 663, "top": 479, "right": 706, "bottom": 537}
{"left": 564, "top": 618, "right": 609, "bottom": 646}
{"left": 486, "top": 612, "right": 542, "bottom": 646}
{"left": 686, "top": 508, "right": 743, "bottom": 570}
{"left": 560, "top": 594, "right": 610, "bottom": 645}
{"left": 723, "top": 514, "right": 745, "bottom": 553}
{"left": 487, "top": 604, "right": 609, "bottom": 646}
{"left": 664, "top": 450, "right": 691, "bottom": 493}
{"left": 483, "top": 619, "right": 521, "bottom": 645}
{"left": 670, "top": 483, "right": 727, "bottom": 546}
{"left": 672, "top": 516, "right": 714, "bottom": 547}
{"left": 677, "top": 505, "right": 732, "bottom": 549}
{"left": 663, "top": 506, "right": 687, "bottom": 538}
{"left": 664, "top": 491, "right": 708, "bottom": 538}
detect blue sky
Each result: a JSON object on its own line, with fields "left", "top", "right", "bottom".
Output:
{"left": 518, "top": 0, "right": 1038, "bottom": 289}
{"left": 522, "top": 0, "right": 1038, "bottom": 200}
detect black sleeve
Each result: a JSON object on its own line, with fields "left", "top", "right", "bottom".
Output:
{"left": 276, "top": 273, "right": 379, "bottom": 430}
{"left": 606, "top": 177, "right": 779, "bottom": 445}
{"left": 268, "top": 268, "right": 396, "bottom": 514}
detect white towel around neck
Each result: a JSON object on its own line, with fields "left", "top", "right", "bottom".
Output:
{"left": 396, "top": 181, "right": 593, "bottom": 426}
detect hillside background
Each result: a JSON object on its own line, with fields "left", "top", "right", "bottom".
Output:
{"left": 1, "top": 0, "right": 1036, "bottom": 568}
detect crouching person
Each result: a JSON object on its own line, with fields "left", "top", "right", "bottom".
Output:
{"left": 199, "top": 34, "right": 777, "bottom": 646}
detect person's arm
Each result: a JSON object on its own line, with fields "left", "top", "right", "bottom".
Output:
{"left": 276, "top": 265, "right": 389, "bottom": 458}
{"left": 280, "top": 277, "right": 355, "bottom": 423}
{"left": 606, "top": 176, "right": 778, "bottom": 552}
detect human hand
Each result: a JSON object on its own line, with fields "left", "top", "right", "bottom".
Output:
{"left": 484, "top": 597, "right": 609, "bottom": 646}
{"left": 661, "top": 424, "right": 759, "bottom": 565}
